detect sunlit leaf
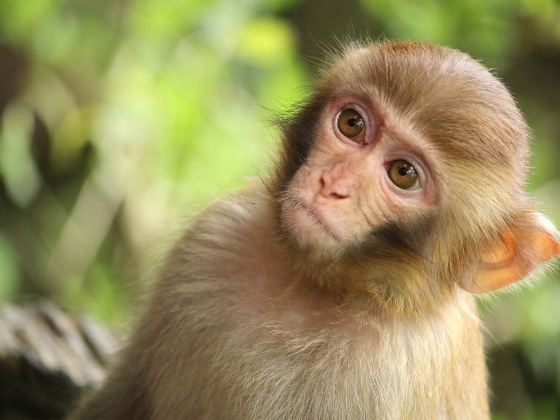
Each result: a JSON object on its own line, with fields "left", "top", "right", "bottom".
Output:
{"left": 0, "top": 103, "right": 42, "bottom": 207}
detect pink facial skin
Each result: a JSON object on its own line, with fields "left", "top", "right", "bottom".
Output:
{"left": 281, "top": 95, "right": 438, "bottom": 256}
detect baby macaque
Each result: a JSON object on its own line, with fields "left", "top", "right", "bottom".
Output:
{"left": 73, "top": 41, "right": 560, "bottom": 419}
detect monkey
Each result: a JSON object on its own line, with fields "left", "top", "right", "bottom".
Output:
{"left": 71, "top": 40, "right": 560, "bottom": 420}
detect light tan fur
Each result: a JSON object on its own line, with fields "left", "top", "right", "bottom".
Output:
{"left": 72, "top": 41, "right": 559, "bottom": 419}
{"left": 73, "top": 191, "right": 488, "bottom": 419}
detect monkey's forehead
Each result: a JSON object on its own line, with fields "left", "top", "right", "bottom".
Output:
{"left": 323, "top": 41, "right": 529, "bottom": 173}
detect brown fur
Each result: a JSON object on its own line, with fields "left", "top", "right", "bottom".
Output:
{"left": 72, "top": 41, "right": 552, "bottom": 419}
{"left": 275, "top": 40, "right": 530, "bottom": 315}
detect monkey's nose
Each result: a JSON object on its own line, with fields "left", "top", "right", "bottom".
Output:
{"left": 319, "top": 173, "right": 352, "bottom": 199}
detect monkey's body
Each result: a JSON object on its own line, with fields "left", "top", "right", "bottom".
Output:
{"left": 74, "top": 41, "right": 560, "bottom": 419}
{"left": 76, "top": 188, "right": 488, "bottom": 419}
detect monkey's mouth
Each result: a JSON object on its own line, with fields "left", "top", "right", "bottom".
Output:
{"left": 288, "top": 197, "right": 340, "bottom": 241}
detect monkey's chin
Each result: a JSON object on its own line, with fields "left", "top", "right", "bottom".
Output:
{"left": 280, "top": 200, "right": 346, "bottom": 260}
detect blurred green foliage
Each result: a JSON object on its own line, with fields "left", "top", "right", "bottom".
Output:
{"left": 0, "top": 0, "right": 559, "bottom": 418}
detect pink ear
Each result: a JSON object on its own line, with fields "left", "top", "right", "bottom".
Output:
{"left": 465, "top": 212, "right": 560, "bottom": 293}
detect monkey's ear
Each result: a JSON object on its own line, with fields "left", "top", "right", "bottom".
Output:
{"left": 465, "top": 212, "right": 560, "bottom": 293}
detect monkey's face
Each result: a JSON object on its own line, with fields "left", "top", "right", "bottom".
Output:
{"left": 277, "top": 43, "right": 528, "bottom": 269}
{"left": 274, "top": 42, "right": 560, "bottom": 311}
{"left": 280, "top": 95, "right": 438, "bottom": 259}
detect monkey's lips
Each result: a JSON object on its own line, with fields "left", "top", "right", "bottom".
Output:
{"left": 287, "top": 198, "right": 340, "bottom": 241}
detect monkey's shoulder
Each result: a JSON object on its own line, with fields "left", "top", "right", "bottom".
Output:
{"left": 159, "top": 186, "right": 282, "bottom": 289}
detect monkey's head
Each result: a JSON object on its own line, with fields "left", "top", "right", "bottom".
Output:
{"left": 276, "top": 41, "right": 560, "bottom": 313}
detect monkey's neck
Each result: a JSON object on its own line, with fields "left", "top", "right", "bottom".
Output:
{"left": 269, "top": 214, "right": 454, "bottom": 319}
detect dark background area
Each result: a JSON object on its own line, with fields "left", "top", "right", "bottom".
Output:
{"left": 0, "top": 1, "right": 559, "bottom": 418}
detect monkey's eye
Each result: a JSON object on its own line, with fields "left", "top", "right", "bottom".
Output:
{"left": 337, "top": 108, "right": 364, "bottom": 139}
{"left": 388, "top": 160, "right": 420, "bottom": 190}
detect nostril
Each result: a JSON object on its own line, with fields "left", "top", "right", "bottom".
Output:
{"left": 320, "top": 176, "right": 326, "bottom": 189}
{"left": 330, "top": 192, "right": 349, "bottom": 199}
